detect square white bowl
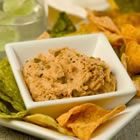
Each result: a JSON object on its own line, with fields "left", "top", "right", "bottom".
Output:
{"left": 5, "top": 33, "right": 136, "bottom": 117}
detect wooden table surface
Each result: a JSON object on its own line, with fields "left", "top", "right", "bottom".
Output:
{"left": 0, "top": 112, "right": 140, "bottom": 140}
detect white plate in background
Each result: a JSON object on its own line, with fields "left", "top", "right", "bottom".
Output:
{"left": 40, "top": 0, "right": 109, "bottom": 19}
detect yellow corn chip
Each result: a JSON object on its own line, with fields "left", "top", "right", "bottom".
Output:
{"left": 37, "top": 32, "right": 50, "bottom": 40}
{"left": 108, "top": 0, "right": 119, "bottom": 10}
{"left": 104, "top": 30, "right": 123, "bottom": 46}
{"left": 57, "top": 103, "right": 125, "bottom": 140}
{"left": 86, "top": 11, "right": 123, "bottom": 47}
{"left": 24, "top": 114, "right": 73, "bottom": 136}
{"left": 125, "top": 41, "right": 140, "bottom": 74}
{"left": 114, "top": 13, "right": 140, "bottom": 28}
{"left": 78, "top": 22, "right": 100, "bottom": 33}
{"left": 121, "top": 24, "right": 140, "bottom": 74}
{"left": 121, "top": 24, "right": 140, "bottom": 43}
{"left": 88, "top": 11, "right": 120, "bottom": 34}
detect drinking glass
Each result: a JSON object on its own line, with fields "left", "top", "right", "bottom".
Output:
{"left": 0, "top": 0, "right": 46, "bottom": 52}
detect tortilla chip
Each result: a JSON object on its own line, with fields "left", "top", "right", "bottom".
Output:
{"left": 108, "top": 0, "right": 119, "bottom": 10}
{"left": 121, "top": 24, "right": 140, "bottom": 74}
{"left": 78, "top": 22, "right": 100, "bottom": 33}
{"left": 114, "top": 13, "right": 140, "bottom": 28}
{"left": 87, "top": 11, "right": 123, "bottom": 47}
{"left": 57, "top": 103, "right": 125, "bottom": 140}
{"left": 125, "top": 41, "right": 140, "bottom": 74}
{"left": 132, "top": 76, "right": 140, "bottom": 96}
{"left": 104, "top": 30, "right": 123, "bottom": 46}
{"left": 88, "top": 11, "right": 120, "bottom": 34}
{"left": 24, "top": 114, "right": 74, "bottom": 136}
{"left": 121, "top": 24, "right": 140, "bottom": 43}
{"left": 37, "top": 32, "right": 50, "bottom": 40}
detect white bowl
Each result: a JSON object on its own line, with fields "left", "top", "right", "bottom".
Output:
{"left": 5, "top": 34, "right": 136, "bottom": 117}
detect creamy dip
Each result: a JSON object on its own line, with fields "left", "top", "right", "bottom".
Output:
{"left": 23, "top": 47, "right": 116, "bottom": 101}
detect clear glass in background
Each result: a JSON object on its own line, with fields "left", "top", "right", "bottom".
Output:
{"left": 0, "top": 0, "right": 46, "bottom": 52}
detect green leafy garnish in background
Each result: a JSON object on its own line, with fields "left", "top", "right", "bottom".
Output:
{"left": 110, "top": 0, "right": 140, "bottom": 12}
{"left": 0, "top": 27, "right": 19, "bottom": 51}
{"left": 3, "top": 0, "right": 35, "bottom": 16}
{"left": 0, "top": 58, "right": 27, "bottom": 119}
{"left": 49, "top": 12, "right": 76, "bottom": 37}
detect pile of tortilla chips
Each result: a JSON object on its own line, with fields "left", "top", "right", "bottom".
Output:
{"left": 83, "top": 12, "right": 140, "bottom": 96}
{"left": 121, "top": 24, "right": 140, "bottom": 74}
{"left": 24, "top": 103, "right": 125, "bottom": 140}
{"left": 120, "top": 24, "right": 140, "bottom": 96}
